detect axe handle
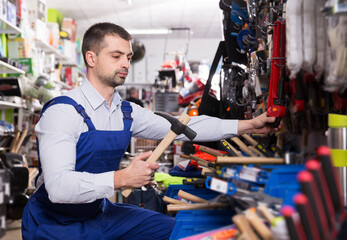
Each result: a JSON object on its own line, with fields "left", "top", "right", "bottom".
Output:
{"left": 122, "top": 113, "right": 191, "bottom": 197}
{"left": 217, "top": 156, "right": 284, "bottom": 164}
{"left": 178, "top": 190, "right": 209, "bottom": 203}
{"left": 10, "top": 130, "right": 21, "bottom": 152}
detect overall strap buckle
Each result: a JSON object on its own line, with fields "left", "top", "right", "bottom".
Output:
{"left": 121, "top": 103, "right": 133, "bottom": 120}
{"left": 75, "top": 105, "right": 91, "bottom": 121}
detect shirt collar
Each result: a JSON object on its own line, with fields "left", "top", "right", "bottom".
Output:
{"left": 80, "top": 79, "right": 122, "bottom": 110}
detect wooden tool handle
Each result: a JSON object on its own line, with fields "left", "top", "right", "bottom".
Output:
{"left": 14, "top": 129, "right": 28, "bottom": 153}
{"left": 122, "top": 113, "right": 191, "bottom": 197}
{"left": 242, "top": 134, "right": 258, "bottom": 146}
{"left": 248, "top": 146, "right": 265, "bottom": 157}
{"left": 232, "top": 214, "right": 259, "bottom": 240}
{"left": 222, "top": 139, "right": 243, "bottom": 157}
{"left": 245, "top": 209, "right": 273, "bottom": 240}
{"left": 167, "top": 202, "right": 223, "bottom": 212}
{"left": 10, "top": 131, "right": 21, "bottom": 152}
{"left": 216, "top": 156, "right": 284, "bottom": 164}
{"left": 189, "top": 154, "right": 211, "bottom": 168}
{"left": 198, "top": 145, "right": 224, "bottom": 156}
{"left": 231, "top": 137, "right": 257, "bottom": 157}
{"left": 178, "top": 190, "right": 209, "bottom": 203}
{"left": 257, "top": 205, "right": 276, "bottom": 224}
{"left": 163, "top": 196, "right": 186, "bottom": 205}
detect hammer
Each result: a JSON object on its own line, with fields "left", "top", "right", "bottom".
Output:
{"left": 122, "top": 112, "right": 197, "bottom": 197}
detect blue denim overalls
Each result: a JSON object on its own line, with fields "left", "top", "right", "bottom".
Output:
{"left": 22, "top": 96, "right": 175, "bottom": 240}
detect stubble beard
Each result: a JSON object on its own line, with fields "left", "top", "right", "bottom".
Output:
{"left": 97, "top": 69, "right": 127, "bottom": 88}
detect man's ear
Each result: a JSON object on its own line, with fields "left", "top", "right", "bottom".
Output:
{"left": 85, "top": 51, "right": 96, "bottom": 68}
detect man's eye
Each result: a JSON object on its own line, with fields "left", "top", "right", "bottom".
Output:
{"left": 113, "top": 56, "right": 120, "bottom": 59}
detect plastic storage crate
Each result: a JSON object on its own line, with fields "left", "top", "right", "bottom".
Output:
{"left": 169, "top": 209, "right": 235, "bottom": 240}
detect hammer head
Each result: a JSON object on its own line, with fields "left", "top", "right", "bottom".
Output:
{"left": 155, "top": 112, "right": 197, "bottom": 141}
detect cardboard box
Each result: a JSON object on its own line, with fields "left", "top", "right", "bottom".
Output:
{"left": 0, "top": 0, "right": 7, "bottom": 20}
{"left": 6, "top": 0, "right": 16, "bottom": 26}
{"left": 7, "top": 38, "right": 32, "bottom": 58}
{"left": 62, "top": 17, "right": 76, "bottom": 42}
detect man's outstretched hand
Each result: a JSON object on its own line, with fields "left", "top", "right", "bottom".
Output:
{"left": 237, "top": 112, "right": 279, "bottom": 135}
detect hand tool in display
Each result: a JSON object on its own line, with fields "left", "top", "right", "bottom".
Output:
{"left": 163, "top": 196, "right": 187, "bottom": 205}
{"left": 122, "top": 112, "right": 196, "bottom": 197}
{"left": 281, "top": 205, "right": 307, "bottom": 240}
{"left": 257, "top": 205, "right": 276, "bottom": 224}
{"left": 297, "top": 171, "right": 330, "bottom": 240}
{"left": 231, "top": 137, "right": 257, "bottom": 157}
{"left": 193, "top": 144, "right": 225, "bottom": 157}
{"left": 14, "top": 129, "right": 28, "bottom": 153}
{"left": 206, "top": 176, "right": 282, "bottom": 208}
{"left": 10, "top": 130, "right": 21, "bottom": 152}
{"left": 305, "top": 159, "right": 336, "bottom": 233}
{"left": 177, "top": 190, "right": 209, "bottom": 203}
{"left": 221, "top": 166, "right": 269, "bottom": 185}
{"left": 182, "top": 178, "right": 206, "bottom": 188}
{"left": 241, "top": 134, "right": 274, "bottom": 157}
{"left": 293, "top": 193, "right": 320, "bottom": 240}
{"left": 166, "top": 202, "right": 224, "bottom": 212}
{"left": 267, "top": 20, "right": 286, "bottom": 128}
{"left": 219, "top": 139, "right": 241, "bottom": 156}
{"left": 216, "top": 156, "right": 284, "bottom": 165}
{"left": 232, "top": 214, "right": 260, "bottom": 240}
{"left": 244, "top": 208, "right": 273, "bottom": 240}
{"left": 188, "top": 154, "right": 215, "bottom": 171}
{"left": 316, "top": 146, "right": 345, "bottom": 223}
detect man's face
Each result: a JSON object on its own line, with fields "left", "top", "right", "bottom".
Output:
{"left": 94, "top": 35, "right": 133, "bottom": 88}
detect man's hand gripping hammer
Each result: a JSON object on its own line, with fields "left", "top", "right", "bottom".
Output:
{"left": 121, "top": 112, "right": 197, "bottom": 197}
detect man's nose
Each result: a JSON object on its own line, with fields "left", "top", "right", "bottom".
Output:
{"left": 121, "top": 56, "right": 130, "bottom": 69}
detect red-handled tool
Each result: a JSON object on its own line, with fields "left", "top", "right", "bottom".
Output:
{"left": 267, "top": 20, "right": 286, "bottom": 127}
{"left": 293, "top": 193, "right": 320, "bottom": 240}
{"left": 281, "top": 205, "right": 307, "bottom": 240}
{"left": 305, "top": 159, "right": 336, "bottom": 234}
{"left": 316, "top": 146, "right": 345, "bottom": 223}
{"left": 297, "top": 171, "right": 330, "bottom": 240}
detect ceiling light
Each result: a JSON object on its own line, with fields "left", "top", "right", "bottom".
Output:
{"left": 128, "top": 29, "right": 172, "bottom": 35}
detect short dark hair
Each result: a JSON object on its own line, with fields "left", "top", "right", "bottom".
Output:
{"left": 82, "top": 22, "right": 133, "bottom": 67}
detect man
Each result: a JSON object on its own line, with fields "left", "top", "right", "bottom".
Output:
{"left": 126, "top": 87, "right": 144, "bottom": 107}
{"left": 22, "top": 22, "right": 277, "bottom": 240}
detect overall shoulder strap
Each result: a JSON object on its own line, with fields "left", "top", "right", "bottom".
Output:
{"left": 40, "top": 96, "right": 96, "bottom": 131}
{"left": 121, "top": 101, "right": 133, "bottom": 131}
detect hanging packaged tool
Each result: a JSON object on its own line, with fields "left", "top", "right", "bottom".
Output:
{"left": 267, "top": 20, "right": 286, "bottom": 127}
{"left": 221, "top": 166, "right": 270, "bottom": 185}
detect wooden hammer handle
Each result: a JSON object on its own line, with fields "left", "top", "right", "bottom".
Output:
{"left": 178, "top": 190, "right": 209, "bottom": 203}
{"left": 245, "top": 208, "right": 273, "bottom": 240}
{"left": 122, "top": 113, "right": 191, "bottom": 197}
{"left": 232, "top": 214, "right": 259, "bottom": 240}
{"left": 163, "top": 196, "right": 187, "bottom": 205}
{"left": 216, "top": 156, "right": 284, "bottom": 164}
{"left": 167, "top": 202, "right": 223, "bottom": 212}
{"left": 198, "top": 145, "right": 224, "bottom": 156}
{"left": 231, "top": 137, "right": 257, "bottom": 157}
{"left": 242, "top": 134, "right": 258, "bottom": 146}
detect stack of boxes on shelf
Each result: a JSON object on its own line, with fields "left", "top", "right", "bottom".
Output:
{"left": 3, "top": 0, "right": 83, "bottom": 89}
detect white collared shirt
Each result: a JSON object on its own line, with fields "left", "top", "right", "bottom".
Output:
{"left": 35, "top": 79, "right": 238, "bottom": 203}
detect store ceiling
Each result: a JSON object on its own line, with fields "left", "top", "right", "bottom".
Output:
{"left": 46, "top": 0, "right": 223, "bottom": 39}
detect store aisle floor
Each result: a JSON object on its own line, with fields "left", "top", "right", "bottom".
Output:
{"left": 2, "top": 220, "right": 22, "bottom": 239}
